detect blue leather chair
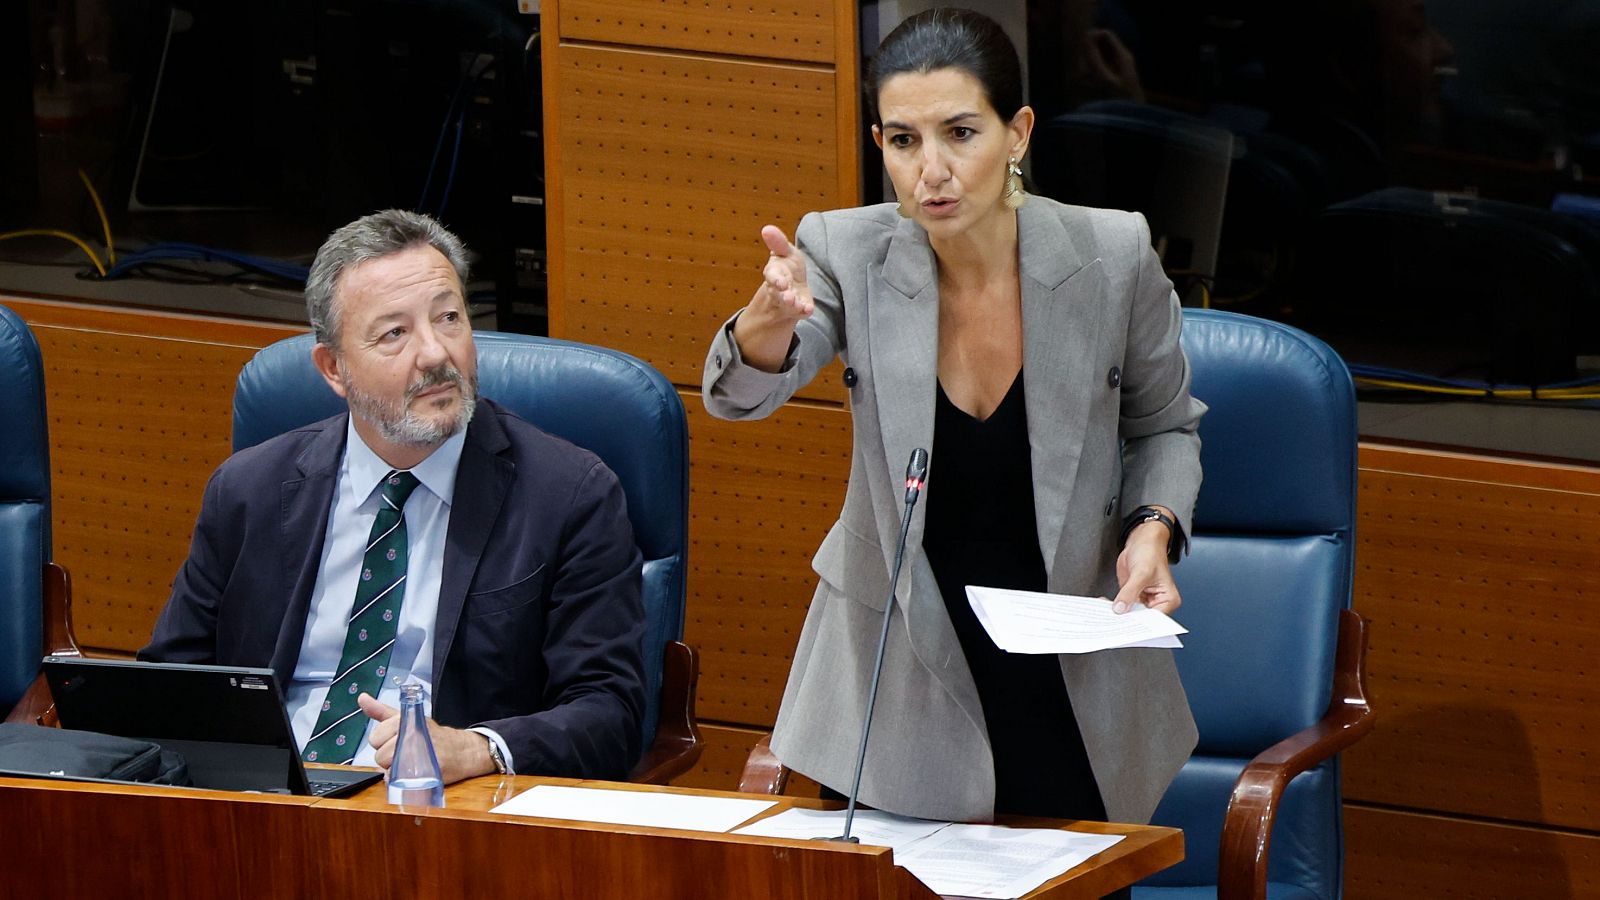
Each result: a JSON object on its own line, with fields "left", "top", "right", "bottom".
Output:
{"left": 233, "top": 331, "right": 702, "bottom": 783}
{"left": 1135, "top": 309, "right": 1373, "bottom": 900}
{"left": 0, "top": 304, "right": 78, "bottom": 727}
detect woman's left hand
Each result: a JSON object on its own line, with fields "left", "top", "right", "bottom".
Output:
{"left": 1112, "top": 521, "right": 1182, "bottom": 615}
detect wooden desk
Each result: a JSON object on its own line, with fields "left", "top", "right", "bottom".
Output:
{"left": 0, "top": 774, "right": 1181, "bottom": 899}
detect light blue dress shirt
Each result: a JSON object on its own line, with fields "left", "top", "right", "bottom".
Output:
{"left": 286, "top": 419, "right": 512, "bottom": 771}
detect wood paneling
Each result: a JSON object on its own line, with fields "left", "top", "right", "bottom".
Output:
{"left": 686, "top": 396, "right": 851, "bottom": 725}
{"left": 559, "top": 0, "right": 838, "bottom": 64}
{"left": 547, "top": 43, "right": 849, "bottom": 399}
{"left": 1348, "top": 444, "right": 1600, "bottom": 831}
{"left": 1346, "top": 805, "right": 1600, "bottom": 900}
{"left": 3, "top": 297, "right": 302, "bottom": 653}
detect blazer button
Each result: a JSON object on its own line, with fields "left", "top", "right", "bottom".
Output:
{"left": 842, "top": 367, "right": 858, "bottom": 388}
{"left": 1107, "top": 366, "right": 1121, "bottom": 388}
{"left": 714, "top": 354, "right": 724, "bottom": 369}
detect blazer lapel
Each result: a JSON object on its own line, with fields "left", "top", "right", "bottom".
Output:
{"left": 1018, "top": 202, "right": 1103, "bottom": 574}
{"left": 431, "top": 402, "right": 513, "bottom": 684}
{"left": 269, "top": 418, "right": 347, "bottom": 685}
{"left": 867, "top": 217, "right": 939, "bottom": 566}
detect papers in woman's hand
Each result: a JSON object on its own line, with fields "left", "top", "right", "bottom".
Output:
{"left": 965, "top": 586, "right": 1187, "bottom": 654}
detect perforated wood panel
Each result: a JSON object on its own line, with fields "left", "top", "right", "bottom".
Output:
{"left": 5, "top": 299, "right": 302, "bottom": 654}
{"left": 685, "top": 395, "right": 851, "bottom": 726}
{"left": 548, "top": 44, "right": 848, "bottom": 402}
{"left": 559, "top": 0, "right": 836, "bottom": 63}
{"left": 671, "top": 723, "right": 823, "bottom": 796}
{"left": 1347, "top": 446, "right": 1600, "bottom": 831}
{"left": 1346, "top": 805, "right": 1600, "bottom": 900}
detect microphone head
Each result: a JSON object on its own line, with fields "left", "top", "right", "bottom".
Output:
{"left": 907, "top": 447, "right": 929, "bottom": 479}
{"left": 903, "top": 448, "right": 929, "bottom": 501}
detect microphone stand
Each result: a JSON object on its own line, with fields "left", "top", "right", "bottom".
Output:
{"left": 832, "top": 448, "right": 928, "bottom": 843}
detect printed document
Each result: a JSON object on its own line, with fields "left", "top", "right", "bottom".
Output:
{"left": 895, "top": 824, "right": 1124, "bottom": 898}
{"left": 737, "top": 810, "right": 1126, "bottom": 899}
{"left": 491, "top": 785, "right": 775, "bottom": 833}
{"left": 732, "top": 807, "right": 947, "bottom": 852}
{"left": 966, "top": 586, "right": 1187, "bottom": 654}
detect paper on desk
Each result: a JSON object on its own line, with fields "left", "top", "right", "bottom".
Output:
{"left": 491, "top": 785, "right": 775, "bottom": 833}
{"left": 966, "top": 586, "right": 1186, "bottom": 654}
{"left": 896, "top": 824, "right": 1124, "bottom": 899}
{"left": 732, "top": 807, "right": 947, "bottom": 852}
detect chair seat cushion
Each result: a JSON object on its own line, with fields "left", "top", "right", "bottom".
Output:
{"left": 1134, "top": 882, "right": 1321, "bottom": 900}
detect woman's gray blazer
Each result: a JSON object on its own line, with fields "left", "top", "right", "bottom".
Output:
{"left": 702, "top": 198, "right": 1205, "bottom": 824}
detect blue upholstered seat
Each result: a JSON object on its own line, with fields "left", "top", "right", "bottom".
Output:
{"left": 233, "top": 331, "right": 701, "bottom": 781}
{"left": 0, "top": 305, "right": 51, "bottom": 716}
{"left": 1134, "top": 309, "right": 1371, "bottom": 900}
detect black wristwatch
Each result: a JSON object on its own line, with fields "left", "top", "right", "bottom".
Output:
{"left": 1118, "top": 505, "right": 1188, "bottom": 565}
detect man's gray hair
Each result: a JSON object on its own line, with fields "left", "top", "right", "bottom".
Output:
{"left": 304, "top": 209, "right": 470, "bottom": 346}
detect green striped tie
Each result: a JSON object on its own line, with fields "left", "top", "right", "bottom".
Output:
{"left": 303, "top": 470, "right": 421, "bottom": 765}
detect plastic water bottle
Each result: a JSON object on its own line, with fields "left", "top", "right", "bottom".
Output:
{"left": 387, "top": 683, "right": 445, "bottom": 808}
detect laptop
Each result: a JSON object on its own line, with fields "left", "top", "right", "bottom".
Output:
{"left": 37, "top": 656, "right": 383, "bottom": 798}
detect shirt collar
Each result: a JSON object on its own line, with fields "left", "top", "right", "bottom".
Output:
{"left": 343, "top": 416, "right": 468, "bottom": 508}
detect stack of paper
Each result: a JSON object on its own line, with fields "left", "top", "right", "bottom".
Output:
{"left": 493, "top": 787, "right": 1128, "bottom": 900}
{"left": 735, "top": 809, "right": 1124, "bottom": 898}
{"left": 491, "top": 785, "right": 776, "bottom": 833}
{"left": 965, "top": 586, "right": 1187, "bottom": 654}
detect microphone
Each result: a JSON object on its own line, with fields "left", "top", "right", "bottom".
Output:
{"left": 833, "top": 447, "right": 929, "bottom": 843}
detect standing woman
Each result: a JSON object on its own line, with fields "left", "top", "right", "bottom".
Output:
{"left": 702, "top": 8, "right": 1203, "bottom": 832}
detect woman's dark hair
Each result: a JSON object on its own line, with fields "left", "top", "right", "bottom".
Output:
{"left": 866, "top": 8, "right": 1024, "bottom": 126}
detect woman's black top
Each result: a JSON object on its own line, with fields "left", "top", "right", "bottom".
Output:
{"left": 921, "top": 370, "right": 1106, "bottom": 821}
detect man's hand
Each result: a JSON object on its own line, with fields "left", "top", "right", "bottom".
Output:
{"left": 1111, "top": 519, "right": 1182, "bottom": 615}
{"left": 357, "top": 692, "right": 496, "bottom": 785}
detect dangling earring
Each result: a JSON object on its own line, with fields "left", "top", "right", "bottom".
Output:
{"left": 1003, "top": 156, "right": 1026, "bottom": 209}
{"left": 895, "top": 196, "right": 912, "bottom": 218}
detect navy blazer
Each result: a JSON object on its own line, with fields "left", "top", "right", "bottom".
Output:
{"left": 141, "top": 398, "right": 647, "bottom": 779}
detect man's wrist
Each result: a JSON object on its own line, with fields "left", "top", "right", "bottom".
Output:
{"left": 482, "top": 733, "right": 508, "bottom": 775}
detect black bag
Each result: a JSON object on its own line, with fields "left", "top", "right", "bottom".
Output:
{"left": 0, "top": 723, "right": 192, "bottom": 785}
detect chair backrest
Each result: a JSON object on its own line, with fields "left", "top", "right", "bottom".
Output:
{"left": 0, "top": 304, "right": 51, "bottom": 714}
{"left": 1140, "top": 310, "right": 1357, "bottom": 900}
{"left": 232, "top": 331, "right": 689, "bottom": 752}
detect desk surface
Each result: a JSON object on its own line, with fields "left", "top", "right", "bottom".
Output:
{"left": 0, "top": 772, "right": 1181, "bottom": 899}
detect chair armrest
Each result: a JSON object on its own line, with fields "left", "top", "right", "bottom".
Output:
{"left": 5, "top": 563, "right": 78, "bottom": 726}
{"left": 629, "top": 640, "right": 705, "bottom": 784}
{"left": 1217, "top": 609, "right": 1376, "bottom": 900}
{"left": 739, "top": 732, "right": 791, "bottom": 795}
{"left": 43, "top": 563, "right": 80, "bottom": 657}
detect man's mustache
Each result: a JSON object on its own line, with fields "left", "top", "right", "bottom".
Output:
{"left": 406, "top": 365, "right": 468, "bottom": 402}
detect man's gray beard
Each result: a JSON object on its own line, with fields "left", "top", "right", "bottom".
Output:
{"left": 343, "top": 364, "right": 478, "bottom": 448}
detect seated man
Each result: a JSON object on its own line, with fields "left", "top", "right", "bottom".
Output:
{"left": 141, "top": 209, "right": 646, "bottom": 784}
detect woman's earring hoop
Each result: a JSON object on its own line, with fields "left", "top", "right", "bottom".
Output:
{"left": 1003, "top": 156, "right": 1027, "bottom": 210}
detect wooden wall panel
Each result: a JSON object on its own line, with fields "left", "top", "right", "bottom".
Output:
{"left": 1347, "top": 445, "right": 1600, "bottom": 831}
{"left": 548, "top": 44, "right": 847, "bottom": 401}
{"left": 685, "top": 396, "right": 851, "bottom": 726}
{"left": 1346, "top": 805, "right": 1600, "bottom": 900}
{"left": 559, "top": 0, "right": 837, "bottom": 63}
{"left": 4, "top": 298, "right": 302, "bottom": 653}
{"left": 542, "top": 0, "right": 860, "bottom": 799}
